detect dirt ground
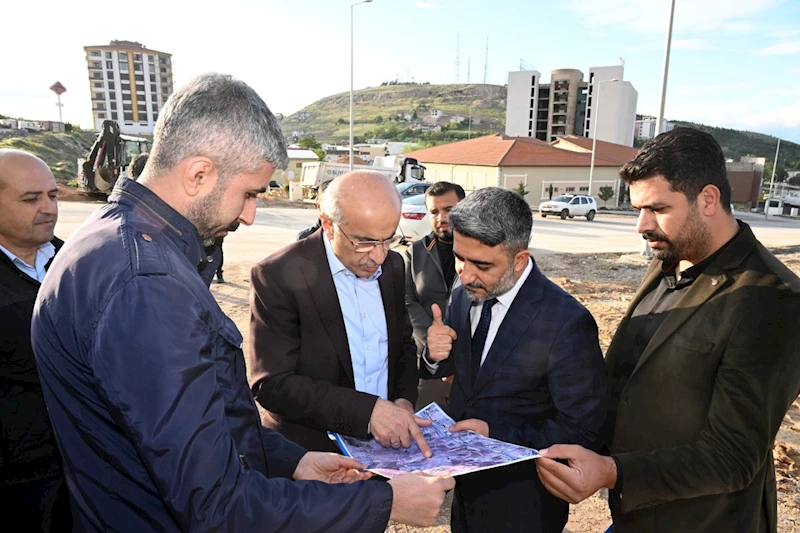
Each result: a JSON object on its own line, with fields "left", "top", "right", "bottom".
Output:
{"left": 212, "top": 246, "right": 800, "bottom": 533}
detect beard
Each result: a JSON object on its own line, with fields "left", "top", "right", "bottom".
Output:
{"left": 643, "top": 203, "right": 710, "bottom": 266}
{"left": 187, "top": 191, "right": 226, "bottom": 247}
{"left": 434, "top": 227, "right": 453, "bottom": 243}
{"left": 463, "top": 262, "right": 518, "bottom": 304}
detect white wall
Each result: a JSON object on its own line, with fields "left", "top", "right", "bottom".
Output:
{"left": 505, "top": 70, "right": 540, "bottom": 137}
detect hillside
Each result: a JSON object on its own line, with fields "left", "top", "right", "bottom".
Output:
{"left": 0, "top": 130, "right": 95, "bottom": 182}
{"left": 281, "top": 83, "right": 507, "bottom": 143}
{"left": 671, "top": 121, "right": 799, "bottom": 180}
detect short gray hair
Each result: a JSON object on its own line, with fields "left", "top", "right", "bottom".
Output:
{"left": 449, "top": 187, "right": 532, "bottom": 254}
{"left": 147, "top": 73, "right": 288, "bottom": 181}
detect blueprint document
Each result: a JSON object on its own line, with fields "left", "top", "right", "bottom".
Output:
{"left": 330, "top": 402, "right": 540, "bottom": 478}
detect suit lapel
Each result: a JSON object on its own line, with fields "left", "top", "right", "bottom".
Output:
{"left": 630, "top": 271, "right": 728, "bottom": 380}
{"left": 300, "top": 233, "right": 355, "bottom": 386}
{"left": 472, "top": 266, "right": 544, "bottom": 394}
{"left": 605, "top": 259, "right": 662, "bottom": 369}
{"left": 425, "top": 236, "right": 445, "bottom": 282}
{"left": 378, "top": 256, "right": 396, "bottom": 394}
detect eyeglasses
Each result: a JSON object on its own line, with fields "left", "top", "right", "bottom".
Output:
{"left": 336, "top": 224, "right": 402, "bottom": 253}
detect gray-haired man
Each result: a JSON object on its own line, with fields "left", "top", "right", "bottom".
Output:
{"left": 33, "top": 73, "right": 453, "bottom": 532}
{"left": 423, "top": 187, "right": 607, "bottom": 533}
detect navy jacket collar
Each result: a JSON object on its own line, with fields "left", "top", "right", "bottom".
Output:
{"left": 109, "top": 178, "right": 205, "bottom": 267}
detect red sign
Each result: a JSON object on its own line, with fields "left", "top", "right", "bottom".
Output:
{"left": 50, "top": 81, "right": 67, "bottom": 95}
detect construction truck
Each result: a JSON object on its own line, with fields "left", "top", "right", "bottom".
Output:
{"left": 299, "top": 155, "right": 425, "bottom": 199}
{"left": 77, "top": 120, "right": 149, "bottom": 194}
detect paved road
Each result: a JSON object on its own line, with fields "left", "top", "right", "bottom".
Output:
{"left": 56, "top": 202, "right": 800, "bottom": 265}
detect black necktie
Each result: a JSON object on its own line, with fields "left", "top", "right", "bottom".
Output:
{"left": 471, "top": 298, "right": 498, "bottom": 385}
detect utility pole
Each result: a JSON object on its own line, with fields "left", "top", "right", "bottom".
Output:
{"left": 655, "top": 0, "right": 676, "bottom": 136}
{"left": 765, "top": 138, "right": 781, "bottom": 218}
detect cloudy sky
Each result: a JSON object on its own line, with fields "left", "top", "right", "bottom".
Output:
{"left": 2, "top": 0, "right": 798, "bottom": 142}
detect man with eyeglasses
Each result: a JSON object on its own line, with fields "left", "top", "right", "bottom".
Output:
{"left": 248, "top": 171, "right": 432, "bottom": 457}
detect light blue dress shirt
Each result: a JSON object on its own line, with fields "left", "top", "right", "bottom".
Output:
{"left": 0, "top": 241, "right": 55, "bottom": 283}
{"left": 323, "top": 235, "right": 389, "bottom": 400}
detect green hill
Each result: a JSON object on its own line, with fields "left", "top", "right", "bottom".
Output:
{"left": 281, "top": 82, "right": 507, "bottom": 144}
{"left": 671, "top": 121, "right": 799, "bottom": 181}
{"left": 0, "top": 131, "right": 96, "bottom": 182}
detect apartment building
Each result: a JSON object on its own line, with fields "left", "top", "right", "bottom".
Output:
{"left": 635, "top": 116, "right": 675, "bottom": 140}
{"left": 84, "top": 40, "right": 174, "bottom": 134}
{"left": 506, "top": 65, "right": 638, "bottom": 147}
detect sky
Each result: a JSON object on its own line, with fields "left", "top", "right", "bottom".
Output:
{"left": 2, "top": 0, "right": 799, "bottom": 143}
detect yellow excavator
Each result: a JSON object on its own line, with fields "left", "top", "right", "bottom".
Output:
{"left": 78, "top": 120, "right": 149, "bottom": 194}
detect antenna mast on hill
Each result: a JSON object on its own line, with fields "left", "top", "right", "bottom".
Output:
{"left": 455, "top": 32, "right": 460, "bottom": 84}
{"left": 519, "top": 59, "right": 535, "bottom": 71}
{"left": 483, "top": 37, "right": 489, "bottom": 84}
{"left": 467, "top": 57, "right": 471, "bottom": 83}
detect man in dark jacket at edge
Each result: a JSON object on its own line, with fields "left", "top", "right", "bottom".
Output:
{"left": 0, "top": 150, "right": 71, "bottom": 531}
{"left": 31, "top": 73, "right": 453, "bottom": 532}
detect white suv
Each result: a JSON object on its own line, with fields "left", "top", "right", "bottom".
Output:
{"left": 539, "top": 194, "right": 598, "bottom": 221}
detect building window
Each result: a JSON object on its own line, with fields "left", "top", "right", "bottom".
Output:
{"left": 109, "top": 91, "right": 116, "bottom": 100}
{"left": 160, "top": 68, "right": 167, "bottom": 74}
{"left": 110, "top": 102, "right": 117, "bottom": 110}
{"left": 90, "top": 50, "right": 101, "bottom": 57}
{"left": 106, "top": 60, "right": 113, "bottom": 69}
{"left": 105, "top": 51, "right": 112, "bottom": 59}
{"left": 566, "top": 187, "right": 575, "bottom": 192}
{"left": 152, "top": 113, "right": 158, "bottom": 121}
{"left": 133, "top": 62, "right": 142, "bottom": 72}
{"left": 133, "top": 53, "right": 142, "bottom": 61}
{"left": 98, "top": 112, "right": 106, "bottom": 119}
{"left": 579, "top": 186, "right": 589, "bottom": 192}
{"left": 150, "top": 84, "right": 156, "bottom": 93}
{"left": 135, "top": 74, "right": 144, "bottom": 82}
{"left": 148, "top": 55, "right": 155, "bottom": 63}
{"left": 123, "top": 103, "right": 132, "bottom": 111}
{"left": 296, "top": 163, "right": 302, "bottom": 169}
{"left": 108, "top": 81, "right": 115, "bottom": 90}
{"left": 93, "top": 82, "right": 103, "bottom": 88}
{"left": 92, "top": 72, "right": 102, "bottom": 79}
{"left": 119, "top": 62, "right": 129, "bottom": 72}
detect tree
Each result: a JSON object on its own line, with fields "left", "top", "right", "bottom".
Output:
{"left": 298, "top": 136, "right": 321, "bottom": 151}
{"left": 598, "top": 186, "right": 615, "bottom": 207}
{"left": 313, "top": 148, "right": 326, "bottom": 161}
{"left": 514, "top": 182, "right": 529, "bottom": 198}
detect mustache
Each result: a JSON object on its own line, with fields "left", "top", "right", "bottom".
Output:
{"left": 35, "top": 215, "right": 56, "bottom": 224}
{"left": 360, "top": 259, "right": 380, "bottom": 268}
{"left": 465, "top": 281, "right": 486, "bottom": 291}
{"left": 642, "top": 231, "right": 668, "bottom": 242}
{"left": 225, "top": 221, "right": 240, "bottom": 232}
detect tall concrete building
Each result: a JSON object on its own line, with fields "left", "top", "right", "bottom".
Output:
{"left": 583, "top": 66, "right": 638, "bottom": 147}
{"left": 506, "top": 65, "right": 638, "bottom": 147}
{"left": 84, "top": 40, "right": 174, "bottom": 134}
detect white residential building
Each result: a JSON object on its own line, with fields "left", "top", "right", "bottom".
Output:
{"left": 583, "top": 66, "right": 638, "bottom": 147}
{"left": 84, "top": 40, "right": 174, "bottom": 134}
{"left": 635, "top": 116, "right": 675, "bottom": 140}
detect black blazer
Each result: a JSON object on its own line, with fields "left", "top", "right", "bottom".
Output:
{"left": 423, "top": 262, "right": 607, "bottom": 532}
{"left": 0, "top": 237, "right": 63, "bottom": 483}
{"left": 248, "top": 231, "right": 418, "bottom": 452}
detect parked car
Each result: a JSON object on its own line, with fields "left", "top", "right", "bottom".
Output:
{"left": 396, "top": 181, "right": 431, "bottom": 198}
{"left": 398, "top": 194, "right": 430, "bottom": 242}
{"left": 539, "top": 194, "right": 598, "bottom": 220}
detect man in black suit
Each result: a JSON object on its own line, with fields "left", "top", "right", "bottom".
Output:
{"left": 0, "top": 150, "right": 71, "bottom": 531}
{"left": 423, "top": 187, "right": 607, "bottom": 533}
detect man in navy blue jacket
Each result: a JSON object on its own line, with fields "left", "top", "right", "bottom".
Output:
{"left": 32, "top": 73, "right": 452, "bottom": 532}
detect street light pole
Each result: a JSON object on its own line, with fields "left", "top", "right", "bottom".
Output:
{"left": 655, "top": 0, "right": 676, "bottom": 136}
{"left": 350, "top": 0, "right": 373, "bottom": 171}
{"left": 765, "top": 138, "right": 781, "bottom": 219}
{"left": 588, "top": 78, "right": 618, "bottom": 198}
